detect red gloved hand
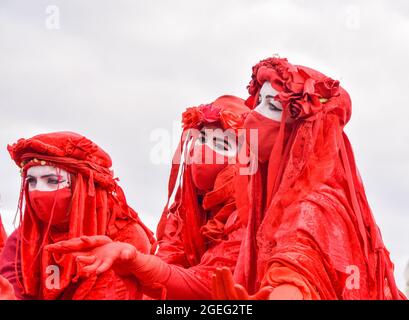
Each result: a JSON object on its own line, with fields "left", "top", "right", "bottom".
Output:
{"left": 46, "top": 236, "right": 171, "bottom": 287}
{"left": 212, "top": 267, "right": 304, "bottom": 300}
{"left": 73, "top": 242, "right": 171, "bottom": 286}
{"left": 74, "top": 241, "right": 139, "bottom": 277}
{"left": 45, "top": 235, "right": 113, "bottom": 254}
{"left": 0, "top": 275, "right": 16, "bottom": 300}
{"left": 212, "top": 267, "right": 273, "bottom": 300}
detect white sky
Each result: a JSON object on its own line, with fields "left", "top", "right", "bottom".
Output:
{"left": 0, "top": 0, "right": 408, "bottom": 291}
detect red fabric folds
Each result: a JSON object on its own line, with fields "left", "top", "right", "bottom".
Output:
{"left": 1, "top": 131, "right": 155, "bottom": 300}
{"left": 154, "top": 96, "right": 250, "bottom": 299}
{"left": 240, "top": 57, "right": 405, "bottom": 299}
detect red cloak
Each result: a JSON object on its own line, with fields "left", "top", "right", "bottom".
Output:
{"left": 236, "top": 57, "right": 406, "bottom": 300}
{"left": 153, "top": 96, "right": 251, "bottom": 299}
{"left": 0, "top": 131, "right": 155, "bottom": 300}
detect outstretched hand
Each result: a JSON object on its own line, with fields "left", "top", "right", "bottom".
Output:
{"left": 75, "top": 241, "right": 138, "bottom": 276}
{"left": 45, "top": 235, "right": 113, "bottom": 254}
{"left": 46, "top": 235, "right": 138, "bottom": 278}
{"left": 211, "top": 267, "right": 273, "bottom": 300}
{"left": 212, "top": 267, "right": 305, "bottom": 300}
{"left": 0, "top": 275, "right": 16, "bottom": 300}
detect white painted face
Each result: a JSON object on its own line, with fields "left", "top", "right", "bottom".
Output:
{"left": 195, "top": 125, "right": 238, "bottom": 158}
{"left": 254, "top": 81, "right": 284, "bottom": 122}
{"left": 26, "top": 165, "right": 71, "bottom": 192}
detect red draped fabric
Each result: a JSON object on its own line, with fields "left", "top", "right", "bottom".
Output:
{"left": 237, "top": 57, "right": 406, "bottom": 300}
{"left": 0, "top": 132, "right": 155, "bottom": 300}
{"left": 153, "top": 96, "right": 251, "bottom": 299}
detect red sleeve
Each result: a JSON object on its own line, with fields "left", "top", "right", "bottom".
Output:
{"left": 147, "top": 211, "right": 244, "bottom": 300}
{"left": 0, "top": 229, "right": 30, "bottom": 300}
{"left": 73, "top": 222, "right": 152, "bottom": 300}
{"left": 262, "top": 262, "right": 320, "bottom": 300}
{"left": 156, "top": 213, "right": 191, "bottom": 267}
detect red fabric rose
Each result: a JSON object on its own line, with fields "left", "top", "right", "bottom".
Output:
{"left": 220, "top": 110, "right": 244, "bottom": 130}
{"left": 248, "top": 57, "right": 341, "bottom": 119}
{"left": 182, "top": 107, "right": 202, "bottom": 130}
{"left": 199, "top": 104, "right": 221, "bottom": 124}
{"left": 315, "top": 77, "right": 340, "bottom": 99}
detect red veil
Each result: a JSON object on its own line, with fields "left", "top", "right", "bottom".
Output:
{"left": 236, "top": 57, "right": 405, "bottom": 299}
{"left": 4, "top": 132, "right": 155, "bottom": 299}
{"left": 156, "top": 96, "right": 250, "bottom": 267}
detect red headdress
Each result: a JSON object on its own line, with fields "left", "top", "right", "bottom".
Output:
{"left": 236, "top": 57, "right": 404, "bottom": 299}
{"left": 156, "top": 96, "right": 250, "bottom": 267}
{"left": 7, "top": 131, "right": 155, "bottom": 299}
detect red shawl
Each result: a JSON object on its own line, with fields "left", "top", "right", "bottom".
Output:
{"left": 156, "top": 96, "right": 250, "bottom": 267}
{"left": 3, "top": 131, "right": 155, "bottom": 299}
{"left": 236, "top": 57, "right": 405, "bottom": 299}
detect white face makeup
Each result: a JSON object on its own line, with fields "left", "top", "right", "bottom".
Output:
{"left": 26, "top": 165, "right": 70, "bottom": 192}
{"left": 195, "top": 125, "right": 238, "bottom": 158}
{"left": 254, "top": 81, "right": 284, "bottom": 122}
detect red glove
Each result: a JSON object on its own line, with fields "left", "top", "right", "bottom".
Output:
{"left": 45, "top": 235, "right": 113, "bottom": 254}
{"left": 212, "top": 267, "right": 273, "bottom": 300}
{"left": 0, "top": 275, "right": 16, "bottom": 300}
{"left": 47, "top": 237, "right": 170, "bottom": 284}
{"left": 212, "top": 267, "right": 304, "bottom": 300}
{"left": 47, "top": 236, "right": 210, "bottom": 299}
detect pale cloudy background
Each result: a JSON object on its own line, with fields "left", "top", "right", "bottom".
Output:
{"left": 0, "top": 0, "right": 408, "bottom": 291}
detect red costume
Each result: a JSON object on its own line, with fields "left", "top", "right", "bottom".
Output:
{"left": 231, "top": 57, "right": 406, "bottom": 299}
{"left": 150, "top": 95, "right": 250, "bottom": 299}
{"left": 0, "top": 132, "right": 154, "bottom": 300}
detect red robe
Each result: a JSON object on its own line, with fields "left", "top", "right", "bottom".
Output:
{"left": 0, "top": 222, "right": 150, "bottom": 300}
{"left": 3, "top": 131, "right": 156, "bottom": 300}
{"left": 153, "top": 165, "right": 245, "bottom": 299}
{"left": 237, "top": 57, "right": 405, "bottom": 300}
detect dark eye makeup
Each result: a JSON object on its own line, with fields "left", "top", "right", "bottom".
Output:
{"left": 213, "top": 137, "right": 231, "bottom": 151}
{"left": 199, "top": 131, "right": 206, "bottom": 144}
{"left": 268, "top": 102, "right": 282, "bottom": 112}
{"left": 25, "top": 174, "right": 66, "bottom": 187}
{"left": 48, "top": 178, "right": 66, "bottom": 185}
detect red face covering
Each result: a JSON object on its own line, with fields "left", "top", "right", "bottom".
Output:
{"left": 190, "top": 144, "right": 228, "bottom": 192}
{"left": 244, "top": 111, "right": 291, "bottom": 163}
{"left": 28, "top": 188, "right": 72, "bottom": 226}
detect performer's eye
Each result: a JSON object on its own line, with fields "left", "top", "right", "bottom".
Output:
{"left": 268, "top": 102, "right": 282, "bottom": 112}
{"left": 213, "top": 138, "right": 230, "bottom": 152}
{"left": 266, "top": 95, "right": 282, "bottom": 112}
{"left": 199, "top": 131, "right": 207, "bottom": 144}
{"left": 26, "top": 176, "right": 37, "bottom": 187}
{"left": 48, "top": 178, "right": 65, "bottom": 185}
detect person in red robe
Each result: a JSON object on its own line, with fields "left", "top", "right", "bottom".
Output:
{"left": 46, "top": 95, "right": 251, "bottom": 299}
{"left": 212, "top": 56, "right": 406, "bottom": 300}
{"left": 0, "top": 132, "right": 154, "bottom": 300}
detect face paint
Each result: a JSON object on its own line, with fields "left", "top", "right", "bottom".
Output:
{"left": 190, "top": 144, "right": 228, "bottom": 192}
{"left": 26, "top": 165, "right": 72, "bottom": 225}
{"left": 197, "top": 125, "right": 238, "bottom": 158}
{"left": 253, "top": 81, "right": 284, "bottom": 122}
{"left": 26, "top": 166, "right": 70, "bottom": 192}
{"left": 244, "top": 111, "right": 293, "bottom": 163}
{"left": 245, "top": 81, "right": 294, "bottom": 163}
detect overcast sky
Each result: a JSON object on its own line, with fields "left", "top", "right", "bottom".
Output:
{"left": 0, "top": 0, "right": 408, "bottom": 291}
